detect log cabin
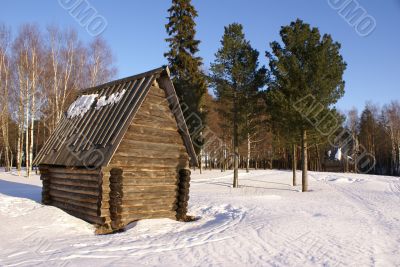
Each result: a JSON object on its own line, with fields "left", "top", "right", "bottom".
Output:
{"left": 33, "top": 66, "right": 198, "bottom": 234}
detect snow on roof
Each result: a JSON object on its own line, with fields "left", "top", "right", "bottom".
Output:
{"left": 67, "top": 89, "right": 127, "bottom": 119}
{"left": 95, "top": 89, "right": 126, "bottom": 110}
{"left": 67, "top": 94, "right": 98, "bottom": 119}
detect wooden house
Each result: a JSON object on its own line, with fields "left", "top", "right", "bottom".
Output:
{"left": 33, "top": 66, "right": 198, "bottom": 234}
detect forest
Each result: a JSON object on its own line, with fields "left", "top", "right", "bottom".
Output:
{"left": 0, "top": 0, "right": 399, "bottom": 191}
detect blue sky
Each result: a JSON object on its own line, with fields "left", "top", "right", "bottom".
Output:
{"left": 2, "top": 0, "right": 399, "bottom": 112}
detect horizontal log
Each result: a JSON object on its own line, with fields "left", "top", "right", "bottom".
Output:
{"left": 51, "top": 199, "right": 99, "bottom": 217}
{"left": 111, "top": 157, "right": 188, "bottom": 169}
{"left": 129, "top": 122, "right": 180, "bottom": 133}
{"left": 117, "top": 204, "right": 177, "bottom": 214}
{"left": 136, "top": 107, "right": 175, "bottom": 122}
{"left": 123, "top": 132, "right": 183, "bottom": 145}
{"left": 108, "top": 166, "right": 178, "bottom": 174}
{"left": 117, "top": 139, "right": 186, "bottom": 151}
{"left": 133, "top": 119, "right": 178, "bottom": 132}
{"left": 51, "top": 195, "right": 99, "bottom": 211}
{"left": 120, "top": 209, "right": 178, "bottom": 217}
{"left": 46, "top": 172, "right": 100, "bottom": 182}
{"left": 108, "top": 174, "right": 178, "bottom": 184}
{"left": 127, "top": 124, "right": 181, "bottom": 138}
{"left": 121, "top": 191, "right": 178, "bottom": 200}
{"left": 114, "top": 150, "right": 188, "bottom": 160}
{"left": 122, "top": 178, "right": 178, "bottom": 186}
{"left": 120, "top": 197, "right": 177, "bottom": 207}
{"left": 50, "top": 203, "right": 105, "bottom": 225}
{"left": 132, "top": 104, "right": 171, "bottom": 121}
{"left": 49, "top": 184, "right": 100, "bottom": 197}
{"left": 49, "top": 189, "right": 99, "bottom": 203}
{"left": 149, "top": 86, "right": 166, "bottom": 98}
{"left": 131, "top": 121, "right": 178, "bottom": 132}
{"left": 134, "top": 112, "right": 176, "bottom": 126}
{"left": 143, "top": 93, "right": 170, "bottom": 105}
{"left": 48, "top": 167, "right": 100, "bottom": 175}
{"left": 119, "top": 184, "right": 178, "bottom": 193}
{"left": 49, "top": 177, "right": 100, "bottom": 189}
{"left": 136, "top": 99, "right": 174, "bottom": 117}
{"left": 121, "top": 211, "right": 177, "bottom": 223}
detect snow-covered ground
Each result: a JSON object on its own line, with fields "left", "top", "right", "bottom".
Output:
{"left": 0, "top": 169, "right": 399, "bottom": 267}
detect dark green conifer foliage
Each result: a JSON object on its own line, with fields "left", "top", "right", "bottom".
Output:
{"left": 266, "top": 19, "right": 346, "bottom": 191}
{"left": 210, "top": 23, "right": 266, "bottom": 187}
{"left": 165, "top": 0, "right": 207, "bottom": 155}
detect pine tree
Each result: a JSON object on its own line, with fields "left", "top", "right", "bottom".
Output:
{"left": 164, "top": 0, "right": 207, "bottom": 160}
{"left": 266, "top": 19, "right": 346, "bottom": 191}
{"left": 210, "top": 23, "right": 265, "bottom": 187}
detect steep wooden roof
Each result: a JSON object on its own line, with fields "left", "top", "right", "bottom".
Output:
{"left": 34, "top": 66, "right": 198, "bottom": 168}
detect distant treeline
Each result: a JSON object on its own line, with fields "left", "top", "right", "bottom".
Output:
{"left": 0, "top": 0, "right": 399, "bottom": 187}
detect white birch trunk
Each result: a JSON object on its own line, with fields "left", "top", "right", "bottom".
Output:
{"left": 246, "top": 133, "right": 250, "bottom": 173}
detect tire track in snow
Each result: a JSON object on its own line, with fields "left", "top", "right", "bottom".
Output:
{"left": 388, "top": 178, "right": 400, "bottom": 201}
{"left": 315, "top": 174, "right": 399, "bottom": 266}
{"left": 22, "top": 204, "right": 248, "bottom": 263}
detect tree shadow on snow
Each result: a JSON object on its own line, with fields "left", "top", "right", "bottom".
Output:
{"left": 0, "top": 179, "right": 42, "bottom": 203}
{"left": 239, "top": 184, "right": 298, "bottom": 192}
{"left": 241, "top": 178, "right": 291, "bottom": 187}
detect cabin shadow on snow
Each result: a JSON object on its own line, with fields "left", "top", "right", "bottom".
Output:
{"left": 0, "top": 179, "right": 42, "bottom": 202}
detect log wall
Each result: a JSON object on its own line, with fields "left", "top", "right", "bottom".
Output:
{"left": 176, "top": 169, "right": 191, "bottom": 221}
{"left": 103, "top": 85, "right": 190, "bottom": 230}
{"left": 39, "top": 166, "right": 103, "bottom": 225}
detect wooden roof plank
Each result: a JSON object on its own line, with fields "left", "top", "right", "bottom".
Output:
{"left": 75, "top": 83, "right": 123, "bottom": 151}
{"left": 34, "top": 66, "right": 198, "bottom": 168}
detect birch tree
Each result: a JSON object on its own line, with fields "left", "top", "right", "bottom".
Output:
{"left": 13, "top": 24, "right": 43, "bottom": 177}
{"left": 87, "top": 37, "right": 116, "bottom": 87}
{"left": 45, "top": 26, "right": 80, "bottom": 132}
{"left": 383, "top": 102, "right": 400, "bottom": 176}
{"left": 0, "top": 24, "right": 11, "bottom": 171}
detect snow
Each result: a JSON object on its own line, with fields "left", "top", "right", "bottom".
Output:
{"left": 95, "top": 89, "right": 126, "bottom": 110}
{"left": 335, "top": 148, "right": 342, "bottom": 161}
{"left": 1, "top": 169, "right": 400, "bottom": 266}
{"left": 67, "top": 94, "right": 98, "bottom": 119}
{"left": 66, "top": 89, "right": 127, "bottom": 118}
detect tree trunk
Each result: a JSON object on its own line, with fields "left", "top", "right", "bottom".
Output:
{"left": 199, "top": 153, "right": 202, "bottom": 174}
{"left": 17, "top": 125, "right": 22, "bottom": 175}
{"left": 390, "top": 130, "right": 396, "bottom": 175}
{"left": 246, "top": 133, "right": 250, "bottom": 173}
{"left": 292, "top": 143, "right": 297, "bottom": 186}
{"left": 397, "top": 142, "right": 400, "bottom": 176}
{"left": 233, "top": 95, "right": 239, "bottom": 188}
{"left": 301, "top": 129, "right": 308, "bottom": 192}
{"left": 1, "top": 112, "right": 10, "bottom": 172}
{"left": 315, "top": 144, "right": 321, "bottom": 171}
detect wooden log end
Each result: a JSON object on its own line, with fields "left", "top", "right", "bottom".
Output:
{"left": 179, "top": 169, "right": 191, "bottom": 177}
{"left": 110, "top": 168, "right": 123, "bottom": 176}
{"left": 176, "top": 214, "right": 197, "bottom": 222}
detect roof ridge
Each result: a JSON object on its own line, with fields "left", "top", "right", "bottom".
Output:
{"left": 80, "top": 66, "right": 168, "bottom": 95}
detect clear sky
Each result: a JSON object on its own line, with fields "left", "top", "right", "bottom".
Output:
{"left": 2, "top": 0, "right": 399, "bottom": 112}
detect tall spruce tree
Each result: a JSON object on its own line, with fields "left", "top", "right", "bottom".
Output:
{"left": 165, "top": 0, "right": 207, "bottom": 162}
{"left": 210, "top": 23, "right": 265, "bottom": 187}
{"left": 266, "top": 19, "right": 346, "bottom": 192}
